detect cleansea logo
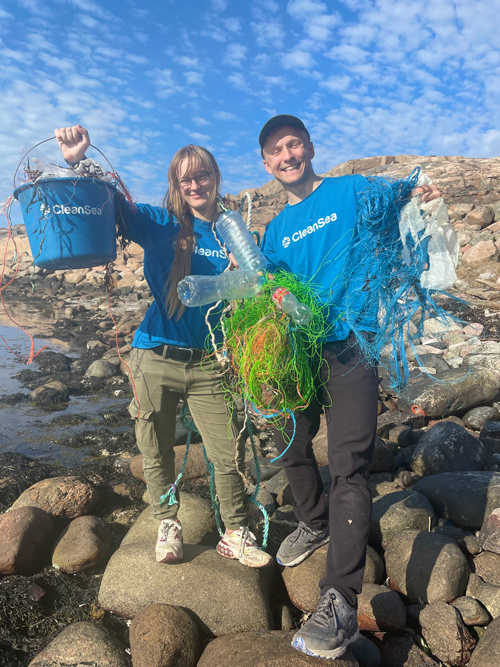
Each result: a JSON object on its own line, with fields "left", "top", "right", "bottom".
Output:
{"left": 282, "top": 213, "right": 337, "bottom": 247}
{"left": 195, "top": 244, "right": 227, "bottom": 259}
{"left": 40, "top": 203, "right": 103, "bottom": 215}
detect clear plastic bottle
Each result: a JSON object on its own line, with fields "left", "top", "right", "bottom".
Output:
{"left": 216, "top": 211, "right": 268, "bottom": 272}
{"left": 272, "top": 287, "right": 312, "bottom": 326}
{"left": 178, "top": 270, "right": 265, "bottom": 307}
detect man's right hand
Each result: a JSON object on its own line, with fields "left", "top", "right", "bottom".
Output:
{"left": 54, "top": 124, "right": 90, "bottom": 163}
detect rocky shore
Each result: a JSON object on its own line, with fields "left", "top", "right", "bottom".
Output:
{"left": 1, "top": 154, "right": 500, "bottom": 666}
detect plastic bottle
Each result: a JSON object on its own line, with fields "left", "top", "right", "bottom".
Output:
{"left": 216, "top": 211, "right": 268, "bottom": 272}
{"left": 272, "top": 287, "right": 312, "bottom": 326}
{"left": 178, "top": 270, "right": 265, "bottom": 307}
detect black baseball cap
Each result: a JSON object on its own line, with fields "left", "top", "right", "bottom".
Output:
{"left": 258, "top": 114, "right": 310, "bottom": 151}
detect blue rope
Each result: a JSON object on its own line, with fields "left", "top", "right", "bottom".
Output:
{"left": 159, "top": 430, "right": 191, "bottom": 507}
{"left": 245, "top": 414, "right": 270, "bottom": 549}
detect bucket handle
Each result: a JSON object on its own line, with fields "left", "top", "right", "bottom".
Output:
{"left": 13, "top": 137, "right": 119, "bottom": 189}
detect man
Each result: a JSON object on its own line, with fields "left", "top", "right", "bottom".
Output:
{"left": 258, "top": 115, "right": 440, "bottom": 659}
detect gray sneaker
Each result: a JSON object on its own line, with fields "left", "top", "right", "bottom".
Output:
{"left": 292, "top": 588, "right": 359, "bottom": 659}
{"left": 276, "top": 521, "right": 329, "bottom": 567}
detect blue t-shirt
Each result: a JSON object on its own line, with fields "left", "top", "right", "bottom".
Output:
{"left": 260, "top": 175, "right": 372, "bottom": 342}
{"left": 121, "top": 203, "right": 228, "bottom": 350}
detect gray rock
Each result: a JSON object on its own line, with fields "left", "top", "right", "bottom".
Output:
{"left": 129, "top": 603, "right": 199, "bottom": 667}
{"left": 52, "top": 515, "right": 111, "bottom": 573}
{"left": 419, "top": 602, "right": 476, "bottom": 666}
{"left": 0, "top": 506, "right": 54, "bottom": 575}
{"left": 357, "top": 583, "right": 406, "bottom": 632}
{"left": 480, "top": 421, "right": 500, "bottom": 440}
{"left": 282, "top": 544, "right": 327, "bottom": 612}
{"left": 12, "top": 476, "right": 99, "bottom": 519}
{"left": 364, "top": 545, "right": 384, "bottom": 584}
{"left": 385, "top": 530, "right": 470, "bottom": 604}
{"left": 417, "top": 353, "right": 451, "bottom": 373}
{"left": 463, "top": 346, "right": 500, "bottom": 382}
{"left": 410, "top": 422, "right": 486, "bottom": 477}
{"left": 30, "top": 380, "right": 69, "bottom": 405}
{"left": 98, "top": 543, "right": 274, "bottom": 636}
{"left": 451, "top": 596, "right": 491, "bottom": 626}
{"left": 398, "top": 367, "right": 499, "bottom": 418}
{"left": 196, "top": 630, "right": 359, "bottom": 666}
{"left": 370, "top": 490, "right": 436, "bottom": 551}
{"left": 85, "top": 359, "right": 117, "bottom": 379}
{"left": 472, "top": 551, "right": 500, "bottom": 586}
{"left": 463, "top": 407, "right": 500, "bottom": 430}
{"left": 266, "top": 468, "right": 289, "bottom": 496}
{"left": 350, "top": 635, "right": 381, "bottom": 667}
{"left": 122, "top": 495, "right": 217, "bottom": 548}
{"left": 466, "top": 573, "right": 500, "bottom": 618}
{"left": 28, "top": 621, "right": 130, "bottom": 666}
{"left": 367, "top": 438, "right": 395, "bottom": 474}
{"left": 467, "top": 616, "right": 500, "bottom": 666}
{"left": 478, "top": 508, "right": 500, "bottom": 554}
{"left": 378, "top": 631, "right": 439, "bottom": 666}
{"left": 248, "top": 456, "right": 283, "bottom": 482}
{"left": 413, "top": 471, "right": 500, "bottom": 530}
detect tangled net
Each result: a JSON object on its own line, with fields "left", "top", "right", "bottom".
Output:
{"left": 223, "top": 270, "right": 334, "bottom": 417}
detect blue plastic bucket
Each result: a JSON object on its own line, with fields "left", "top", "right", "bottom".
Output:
{"left": 14, "top": 177, "right": 117, "bottom": 270}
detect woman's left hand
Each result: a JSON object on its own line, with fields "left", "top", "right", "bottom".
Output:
{"left": 411, "top": 183, "right": 441, "bottom": 202}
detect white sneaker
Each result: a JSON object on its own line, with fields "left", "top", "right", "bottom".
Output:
{"left": 155, "top": 519, "right": 183, "bottom": 563}
{"left": 216, "top": 527, "right": 273, "bottom": 568}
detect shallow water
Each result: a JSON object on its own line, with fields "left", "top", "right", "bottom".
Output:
{"left": 0, "top": 305, "right": 130, "bottom": 465}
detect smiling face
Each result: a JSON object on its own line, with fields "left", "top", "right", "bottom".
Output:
{"left": 176, "top": 157, "right": 217, "bottom": 219}
{"left": 262, "top": 125, "right": 315, "bottom": 187}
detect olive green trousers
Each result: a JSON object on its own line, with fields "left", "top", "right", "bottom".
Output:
{"left": 128, "top": 347, "right": 246, "bottom": 529}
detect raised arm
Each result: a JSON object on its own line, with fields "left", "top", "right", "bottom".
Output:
{"left": 54, "top": 124, "right": 90, "bottom": 164}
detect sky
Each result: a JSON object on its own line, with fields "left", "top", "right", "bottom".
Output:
{"left": 1, "top": 0, "right": 500, "bottom": 225}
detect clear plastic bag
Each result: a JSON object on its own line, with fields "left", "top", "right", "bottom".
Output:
{"left": 399, "top": 172, "right": 459, "bottom": 290}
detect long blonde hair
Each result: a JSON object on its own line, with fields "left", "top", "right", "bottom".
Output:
{"left": 163, "top": 145, "right": 222, "bottom": 319}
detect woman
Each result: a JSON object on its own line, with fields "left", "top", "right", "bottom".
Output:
{"left": 54, "top": 124, "right": 272, "bottom": 568}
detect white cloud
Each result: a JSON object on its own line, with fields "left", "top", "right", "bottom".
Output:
{"left": 280, "top": 50, "right": 317, "bottom": 70}
{"left": 189, "top": 131, "right": 211, "bottom": 142}
{"left": 184, "top": 71, "right": 204, "bottom": 85}
{"left": 225, "top": 17, "right": 241, "bottom": 33}
{"left": 175, "top": 56, "right": 203, "bottom": 69}
{"left": 251, "top": 21, "right": 286, "bottom": 49}
{"left": 228, "top": 72, "right": 246, "bottom": 88}
{"left": 222, "top": 43, "right": 247, "bottom": 67}
{"left": 211, "top": 0, "right": 228, "bottom": 11}
{"left": 320, "top": 75, "right": 351, "bottom": 92}
{"left": 214, "top": 111, "right": 238, "bottom": 121}
{"left": 150, "top": 69, "right": 183, "bottom": 98}
{"left": 192, "top": 116, "right": 211, "bottom": 126}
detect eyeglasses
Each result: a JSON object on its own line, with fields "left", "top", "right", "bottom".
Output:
{"left": 178, "top": 171, "right": 212, "bottom": 189}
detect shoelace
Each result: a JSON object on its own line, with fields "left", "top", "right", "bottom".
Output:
{"left": 312, "top": 591, "right": 339, "bottom": 630}
{"left": 159, "top": 521, "right": 179, "bottom": 542}
{"left": 236, "top": 527, "right": 259, "bottom": 558}
{"left": 289, "top": 522, "right": 322, "bottom": 546}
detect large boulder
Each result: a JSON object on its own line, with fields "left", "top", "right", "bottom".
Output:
{"left": 196, "top": 631, "right": 359, "bottom": 666}
{"left": 30, "top": 380, "right": 70, "bottom": 406}
{"left": 369, "top": 490, "right": 436, "bottom": 550}
{"left": 357, "top": 584, "right": 406, "bottom": 632}
{"left": 85, "top": 359, "right": 117, "bottom": 379}
{"left": 28, "top": 621, "right": 130, "bottom": 666}
{"left": 451, "top": 596, "right": 491, "bottom": 626}
{"left": 413, "top": 472, "right": 500, "bottom": 530}
{"left": 463, "top": 342, "right": 500, "bottom": 382}
{"left": 466, "top": 573, "right": 500, "bottom": 618}
{"left": 467, "top": 616, "right": 500, "bottom": 667}
{"left": 99, "top": 542, "right": 274, "bottom": 636}
{"left": 472, "top": 551, "right": 500, "bottom": 586}
{"left": 282, "top": 544, "right": 327, "bottom": 613}
{"left": 398, "top": 367, "right": 499, "bottom": 418}
{"left": 122, "top": 495, "right": 217, "bottom": 548}
{"left": 129, "top": 603, "right": 199, "bottom": 667}
{"left": 0, "top": 506, "right": 54, "bottom": 575}
{"left": 410, "top": 422, "right": 486, "bottom": 477}
{"left": 385, "top": 530, "right": 470, "bottom": 604}
{"left": 12, "top": 476, "right": 99, "bottom": 519}
{"left": 478, "top": 508, "right": 500, "bottom": 555}
{"left": 419, "top": 602, "right": 476, "bottom": 666}
{"left": 52, "top": 515, "right": 111, "bottom": 573}
{"left": 377, "top": 631, "right": 439, "bottom": 666}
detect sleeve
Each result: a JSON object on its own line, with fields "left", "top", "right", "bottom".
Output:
{"left": 115, "top": 195, "right": 177, "bottom": 249}
{"left": 260, "top": 222, "right": 280, "bottom": 272}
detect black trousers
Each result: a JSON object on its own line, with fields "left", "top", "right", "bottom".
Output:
{"left": 273, "top": 338, "right": 378, "bottom": 608}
